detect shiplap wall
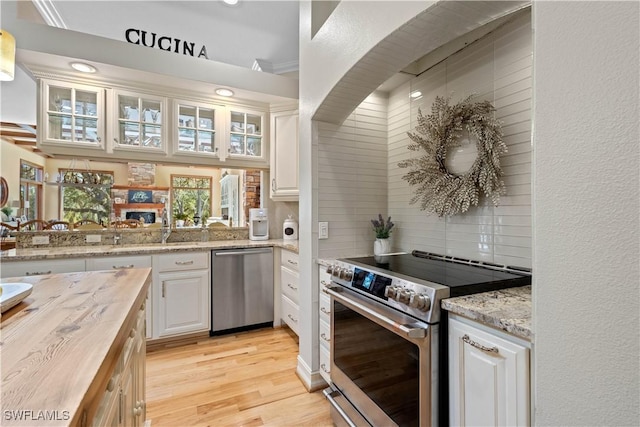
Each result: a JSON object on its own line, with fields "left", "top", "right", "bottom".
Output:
{"left": 316, "top": 11, "right": 531, "bottom": 266}
{"left": 317, "top": 93, "right": 388, "bottom": 259}
{"left": 389, "top": 11, "right": 532, "bottom": 268}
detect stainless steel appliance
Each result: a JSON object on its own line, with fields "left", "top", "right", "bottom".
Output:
{"left": 210, "top": 248, "right": 274, "bottom": 335}
{"left": 324, "top": 251, "right": 531, "bottom": 427}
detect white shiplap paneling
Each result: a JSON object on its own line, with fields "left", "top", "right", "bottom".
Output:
{"left": 388, "top": 9, "right": 532, "bottom": 268}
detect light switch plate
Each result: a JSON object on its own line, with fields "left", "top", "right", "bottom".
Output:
{"left": 86, "top": 234, "right": 102, "bottom": 243}
{"left": 32, "top": 235, "right": 49, "bottom": 245}
{"left": 319, "top": 222, "right": 329, "bottom": 239}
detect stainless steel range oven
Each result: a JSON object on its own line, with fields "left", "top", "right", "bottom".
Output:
{"left": 323, "top": 251, "right": 531, "bottom": 427}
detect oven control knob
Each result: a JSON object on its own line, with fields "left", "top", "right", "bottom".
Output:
{"left": 332, "top": 267, "right": 342, "bottom": 278}
{"left": 409, "top": 293, "right": 431, "bottom": 311}
{"left": 398, "top": 289, "right": 414, "bottom": 304}
{"left": 384, "top": 285, "right": 397, "bottom": 299}
{"left": 326, "top": 265, "right": 334, "bottom": 275}
{"left": 339, "top": 269, "right": 353, "bottom": 281}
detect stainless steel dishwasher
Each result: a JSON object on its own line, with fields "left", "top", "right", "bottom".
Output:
{"left": 210, "top": 247, "right": 274, "bottom": 335}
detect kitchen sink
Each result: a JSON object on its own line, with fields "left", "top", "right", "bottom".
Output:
{"left": 0, "top": 282, "right": 33, "bottom": 313}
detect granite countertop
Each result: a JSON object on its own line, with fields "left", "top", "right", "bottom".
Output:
{"left": 0, "top": 268, "right": 152, "bottom": 426}
{"left": 442, "top": 285, "right": 532, "bottom": 341}
{"left": 0, "top": 239, "right": 298, "bottom": 261}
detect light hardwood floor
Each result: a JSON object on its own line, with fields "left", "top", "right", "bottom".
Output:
{"left": 146, "top": 327, "right": 334, "bottom": 426}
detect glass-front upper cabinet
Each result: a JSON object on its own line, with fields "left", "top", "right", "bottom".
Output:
{"left": 39, "top": 79, "right": 105, "bottom": 149}
{"left": 229, "top": 110, "right": 264, "bottom": 160}
{"left": 113, "top": 90, "right": 167, "bottom": 153}
{"left": 173, "top": 100, "right": 224, "bottom": 158}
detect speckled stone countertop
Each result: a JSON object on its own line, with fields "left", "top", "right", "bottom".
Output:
{"left": 442, "top": 286, "right": 532, "bottom": 341}
{"left": 0, "top": 239, "right": 298, "bottom": 261}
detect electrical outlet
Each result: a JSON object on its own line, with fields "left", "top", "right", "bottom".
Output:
{"left": 319, "top": 222, "right": 329, "bottom": 239}
{"left": 86, "top": 234, "right": 102, "bottom": 243}
{"left": 32, "top": 235, "right": 49, "bottom": 245}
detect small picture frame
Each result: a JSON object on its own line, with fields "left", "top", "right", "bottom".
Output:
{"left": 246, "top": 124, "right": 256, "bottom": 134}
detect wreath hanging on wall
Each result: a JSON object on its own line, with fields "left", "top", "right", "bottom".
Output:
{"left": 398, "top": 95, "right": 507, "bottom": 217}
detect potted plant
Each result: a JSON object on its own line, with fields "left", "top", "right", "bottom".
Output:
{"left": 174, "top": 212, "right": 188, "bottom": 227}
{"left": 371, "top": 214, "right": 394, "bottom": 256}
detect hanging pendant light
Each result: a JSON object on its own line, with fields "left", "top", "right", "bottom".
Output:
{"left": 0, "top": 30, "right": 16, "bottom": 81}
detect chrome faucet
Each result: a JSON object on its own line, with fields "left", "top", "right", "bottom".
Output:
{"left": 161, "top": 198, "right": 171, "bottom": 244}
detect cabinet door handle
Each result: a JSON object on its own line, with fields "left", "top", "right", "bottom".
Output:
{"left": 175, "top": 260, "right": 194, "bottom": 265}
{"left": 321, "top": 332, "right": 330, "bottom": 342}
{"left": 162, "top": 282, "right": 166, "bottom": 298}
{"left": 320, "top": 307, "right": 330, "bottom": 315}
{"left": 462, "top": 334, "right": 499, "bottom": 354}
{"left": 112, "top": 264, "right": 134, "bottom": 269}
{"left": 272, "top": 178, "right": 276, "bottom": 192}
{"left": 97, "top": 136, "right": 102, "bottom": 143}
{"left": 287, "top": 314, "right": 298, "bottom": 323}
{"left": 321, "top": 363, "right": 330, "bottom": 374}
{"left": 320, "top": 280, "right": 329, "bottom": 286}
{"left": 287, "top": 283, "right": 297, "bottom": 291}
{"left": 113, "top": 138, "right": 119, "bottom": 144}
{"left": 26, "top": 270, "right": 52, "bottom": 276}
{"left": 287, "top": 259, "right": 298, "bottom": 266}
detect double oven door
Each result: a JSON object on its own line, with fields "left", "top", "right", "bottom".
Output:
{"left": 325, "top": 285, "right": 438, "bottom": 427}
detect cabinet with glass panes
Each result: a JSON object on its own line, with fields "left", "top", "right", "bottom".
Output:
{"left": 173, "top": 100, "right": 224, "bottom": 158}
{"left": 228, "top": 110, "right": 265, "bottom": 160}
{"left": 113, "top": 90, "right": 167, "bottom": 153}
{"left": 39, "top": 79, "right": 105, "bottom": 150}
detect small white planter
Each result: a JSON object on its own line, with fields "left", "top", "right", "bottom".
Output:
{"left": 374, "top": 238, "right": 391, "bottom": 256}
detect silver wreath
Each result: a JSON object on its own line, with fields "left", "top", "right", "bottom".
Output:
{"left": 398, "top": 96, "right": 507, "bottom": 217}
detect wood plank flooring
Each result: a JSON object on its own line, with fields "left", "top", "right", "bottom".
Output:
{"left": 146, "top": 327, "right": 334, "bottom": 426}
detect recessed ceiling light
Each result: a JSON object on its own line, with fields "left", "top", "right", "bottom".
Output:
{"left": 223, "top": 0, "right": 239, "bottom": 5}
{"left": 216, "top": 88, "right": 234, "bottom": 97}
{"left": 70, "top": 62, "right": 97, "bottom": 73}
{"left": 410, "top": 91, "right": 422, "bottom": 98}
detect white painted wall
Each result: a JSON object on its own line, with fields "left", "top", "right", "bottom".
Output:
{"left": 532, "top": 2, "right": 639, "bottom": 425}
{"left": 389, "top": 10, "right": 532, "bottom": 268}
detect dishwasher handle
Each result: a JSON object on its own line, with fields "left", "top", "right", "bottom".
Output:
{"left": 214, "top": 249, "right": 273, "bottom": 256}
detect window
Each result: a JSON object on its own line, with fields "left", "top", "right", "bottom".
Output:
{"left": 20, "top": 161, "right": 43, "bottom": 221}
{"left": 171, "top": 175, "right": 212, "bottom": 223}
{"left": 59, "top": 170, "right": 113, "bottom": 224}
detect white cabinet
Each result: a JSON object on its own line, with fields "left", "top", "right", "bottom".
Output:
{"left": 92, "top": 303, "right": 146, "bottom": 427}
{"left": 318, "top": 265, "right": 332, "bottom": 384}
{"left": 270, "top": 110, "right": 299, "bottom": 201}
{"left": 154, "top": 251, "right": 209, "bottom": 338}
{"left": 219, "top": 174, "right": 239, "bottom": 226}
{"left": 448, "top": 314, "right": 530, "bottom": 427}
{"left": 111, "top": 89, "right": 168, "bottom": 154}
{"left": 228, "top": 109, "right": 265, "bottom": 161}
{"left": 280, "top": 249, "right": 300, "bottom": 335}
{"left": 0, "top": 258, "right": 86, "bottom": 278}
{"left": 173, "top": 99, "right": 225, "bottom": 159}
{"left": 38, "top": 79, "right": 106, "bottom": 151}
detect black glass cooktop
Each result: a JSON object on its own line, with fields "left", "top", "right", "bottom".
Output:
{"left": 344, "top": 251, "right": 531, "bottom": 297}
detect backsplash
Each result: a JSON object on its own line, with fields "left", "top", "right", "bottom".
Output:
{"left": 15, "top": 227, "right": 249, "bottom": 249}
{"left": 316, "top": 9, "right": 532, "bottom": 268}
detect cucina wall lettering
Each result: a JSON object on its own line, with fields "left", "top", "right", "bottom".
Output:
{"left": 125, "top": 28, "right": 209, "bottom": 59}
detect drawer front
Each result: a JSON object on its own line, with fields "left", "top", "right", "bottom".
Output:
{"left": 281, "top": 250, "right": 299, "bottom": 271}
{"left": 320, "top": 344, "right": 331, "bottom": 384}
{"left": 86, "top": 255, "right": 151, "bottom": 271}
{"left": 281, "top": 294, "right": 299, "bottom": 335}
{"left": 155, "top": 251, "right": 209, "bottom": 273}
{"left": 319, "top": 266, "right": 331, "bottom": 288}
{"left": 280, "top": 266, "right": 299, "bottom": 304}
{"left": 1, "top": 258, "right": 85, "bottom": 278}
{"left": 319, "top": 318, "right": 331, "bottom": 350}
{"left": 319, "top": 292, "right": 331, "bottom": 322}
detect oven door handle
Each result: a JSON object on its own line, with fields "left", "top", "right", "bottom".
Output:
{"left": 326, "top": 286, "right": 428, "bottom": 339}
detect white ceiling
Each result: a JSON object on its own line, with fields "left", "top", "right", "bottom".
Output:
{"left": 40, "top": 0, "right": 300, "bottom": 73}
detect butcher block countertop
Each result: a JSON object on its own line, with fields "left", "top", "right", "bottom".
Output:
{"left": 0, "top": 268, "right": 152, "bottom": 426}
{"left": 442, "top": 285, "right": 532, "bottom": 341}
